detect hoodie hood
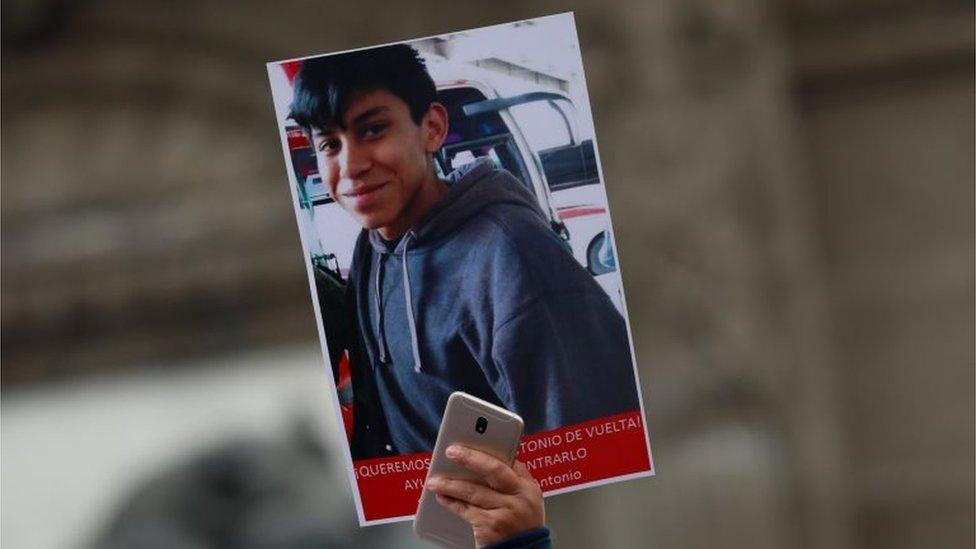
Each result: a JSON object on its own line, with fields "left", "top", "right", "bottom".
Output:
{"left": 366, "top": 158, "right": 547, "bottom": 255}
{"left": 363, "top": 158, "right": 548, "bottom": 374}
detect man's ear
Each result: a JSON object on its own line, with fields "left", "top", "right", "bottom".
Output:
{"left": 422, "top": 102, "right": 449, "bottom": 153}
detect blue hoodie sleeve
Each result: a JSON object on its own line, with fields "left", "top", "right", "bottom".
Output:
{"left": 483, "top": 526, "right": 552, "bottom": 549}
{"left": 483, "top": 214, "right": 641, "bottom": 433}
{"left": 491, "top": 286, "right": 640, "bottom": 432}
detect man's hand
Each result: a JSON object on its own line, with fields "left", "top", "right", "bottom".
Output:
{"left": 425, "top": 444, "right": 544, "bottom": 546}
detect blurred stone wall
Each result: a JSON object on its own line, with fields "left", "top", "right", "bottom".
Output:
{"left": 2, "top": 1, "right": 972, "bottom": 548}
{"left": 789, "top": 1, "right": 975, "bottom": 546}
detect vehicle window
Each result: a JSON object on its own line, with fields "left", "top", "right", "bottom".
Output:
{"left": 436, "top": 87, "right": 533, "bottom": 194}
{"left": 508, "top": 101, "right": 573, "bottom": 151}
{"left": 510, "top": 99, "right": 599, "bottom": 192}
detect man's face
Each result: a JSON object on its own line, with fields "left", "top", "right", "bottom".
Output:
{"left": 310, "top": 89, "right": 442, "bottom": 235}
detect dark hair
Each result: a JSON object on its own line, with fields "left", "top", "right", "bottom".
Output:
{"left": 289, "top": 44, "right": 436, "bottom": 133}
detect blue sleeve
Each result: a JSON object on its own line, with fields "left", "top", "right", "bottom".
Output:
{"left": 490, "top": 285, "right": 641, "bottom": 433}
{"left": 483, "top": 526, "right": 552, "bottom": 549}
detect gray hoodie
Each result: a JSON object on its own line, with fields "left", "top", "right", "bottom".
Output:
{"left": 348, "top": 159, "right": 639, "bottom": 455}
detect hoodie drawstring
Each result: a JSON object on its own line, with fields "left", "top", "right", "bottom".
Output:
{"left": 401, "top": 233, "right": 423, "bottom": 373}
{"left": 372, "top": 233, "right": 424, "bottom": 374}
{"left": 373, "top": 251, "right": 387, "bottom": 365}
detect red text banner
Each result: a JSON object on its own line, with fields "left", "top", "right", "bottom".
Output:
{"left": 353, "top": 410, "right": 651, "bottom": 521}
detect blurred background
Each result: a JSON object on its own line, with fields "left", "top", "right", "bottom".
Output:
{"left": 1, "top": 1, "right": 972, "bottom": 548}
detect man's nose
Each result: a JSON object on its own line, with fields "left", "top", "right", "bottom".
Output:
{"left": 339, "top": 140, "right": 371, "bottom": 180}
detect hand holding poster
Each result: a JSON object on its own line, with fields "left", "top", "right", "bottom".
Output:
{"left": 266, "top": 12, "right": 654, "bottom": 526}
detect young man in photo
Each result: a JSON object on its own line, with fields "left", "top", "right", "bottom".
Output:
{"left": 290, "top": 43, "right": 640, "bottom": 456}
{"left": 292, "top": 39, "right": 640, "bottom": 472}
{"left": 290, "top": 43, "right": 639, "bottom": 546}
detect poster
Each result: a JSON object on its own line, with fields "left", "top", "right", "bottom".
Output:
{"left": 267, "top": 12, "right": 653, "bottom": 525}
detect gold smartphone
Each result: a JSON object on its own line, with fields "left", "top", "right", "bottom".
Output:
{"left": 413, "top": 391, "right": 524, "bottom": 548}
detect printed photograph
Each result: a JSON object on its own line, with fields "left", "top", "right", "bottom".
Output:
{"left": 267, "top": 13, "right": 653, "bottom": 524}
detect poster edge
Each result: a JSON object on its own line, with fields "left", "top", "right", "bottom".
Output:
{"left": 266, "top": 11, "right": 577, "bottom": 66}
{"left": 265, "top": 11, "right": 657, "bottom": 527}
{"left": 564, "top": 12, "right": 657, "bottom": 468}
{"left": 265, "top": 63, "right": 370, "bottom": 527}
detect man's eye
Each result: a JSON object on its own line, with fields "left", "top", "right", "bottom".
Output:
{"left": 362, "top": 123, "right": 388, "bottom": 138}
{"left": 319, "top": 139, "right": 341, "bottom": 154}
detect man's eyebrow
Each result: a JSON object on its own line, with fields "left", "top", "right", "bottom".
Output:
{"left": 349, "top": 106, "right": 390, "bottom": 126}
{"left": 311, "top": 126, "right": 336, "bottom": 138}
{"left": 311, "top": 106, "right": 390, "bottom": 137}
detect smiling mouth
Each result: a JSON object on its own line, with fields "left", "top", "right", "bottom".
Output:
{"left": 343, "top": 182, "right": 387, "bottom": 198}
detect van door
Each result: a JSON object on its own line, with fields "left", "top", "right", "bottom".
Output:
{"left": 459, "top": 91, "right": 596, "bottom": 240}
